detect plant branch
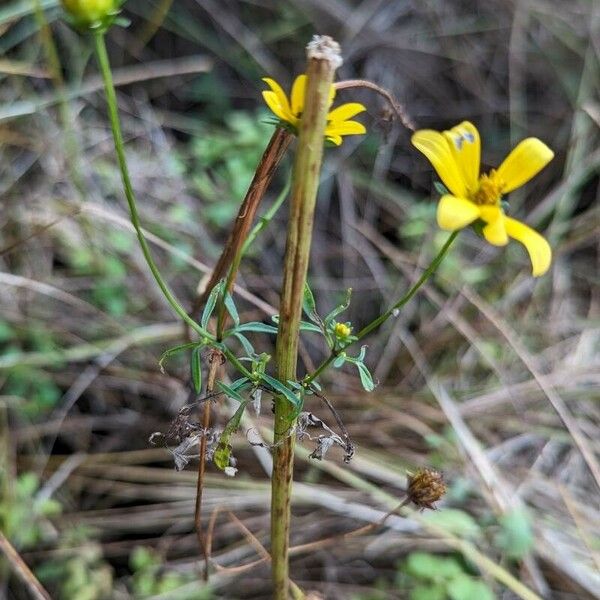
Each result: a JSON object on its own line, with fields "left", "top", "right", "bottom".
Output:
{"left": 93, "top": 31, "right": 211, "bottom": 341}
{"left": 304, "top": 231, "right": 459, "bottom": 385}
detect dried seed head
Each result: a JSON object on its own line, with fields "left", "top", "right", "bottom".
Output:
{"left": 407, "top": 468, "right": 447, "bottom": 510}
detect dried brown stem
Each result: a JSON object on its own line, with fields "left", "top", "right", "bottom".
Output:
{"left": 334, "top": 79, "right": 415, "bottom": 131}
{"left": 0, "top": 532, "right": 51, "bottom": 600}
{"left": 194, "top": 350, "right": 222, "bottom": 579}
{"left": 190, "top": 127, "right": 292, "bottom": 324}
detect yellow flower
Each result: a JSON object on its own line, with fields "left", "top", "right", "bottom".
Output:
{"left": 262, "top": 74, "right": 366, "bottom": 146}
{"left": 412, "top": 122, "right": 554, "bottom": 277}
{"left": 334, "top": 322, "right": 352, "bottom": 339}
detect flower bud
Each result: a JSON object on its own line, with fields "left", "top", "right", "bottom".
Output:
{"left": 61, "top": 0, "right": 121, "bottom": 29}
{"left": 406, "top": 468, "right": 446, "bottom": 510}
{"left": 334, "top": 322, "right": 352, "bottom": 339}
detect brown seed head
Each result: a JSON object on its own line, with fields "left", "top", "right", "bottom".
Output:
{"left": 407, "top": 468, "right": 447, "bottom": 510}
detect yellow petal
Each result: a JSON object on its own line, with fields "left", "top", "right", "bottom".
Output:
{"left": 482, "top": 211, "right": 508, "bottom": 246}
{"left": 412, "top": 130, "right": 468, "bottom": 198}
{"left": 443, "top": 121, "right": 481, "bottom": 194}
{"left": 327, "top": 102, "right": 366, "bottom": 122}
{"left": 262, "top": 91, "right": 295, "bottom": 124}
{"left": 262, "top": 77, "right": 290, "bottom": 113}
{"left": 496, "top": 138, "right": 554, "bottom": 193}
{"left": 328, "top": 84, "right": 336, "bottom": 107}
{"left": 505, "top": 217, "right": 552, "bottom": 276}
{"left": 290, "top": 74, "right": 307, "bottom": 117}
{"left": 325, "top": 120, "right": 366, "bottom": 136}
{"left": 327, "top": 134, "right": 343, "bottom": 146}
{"left": 436, "top": 195, "right": 481, "bottom": 230}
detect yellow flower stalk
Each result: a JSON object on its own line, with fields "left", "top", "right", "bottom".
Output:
{"left": 412, "top": 121, "right": 554, "bottom": 276}
{"left": 262, "top": 74, "right": 366, "bottom": 146}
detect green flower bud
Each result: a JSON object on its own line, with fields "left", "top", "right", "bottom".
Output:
{"left": 61, "top": 0, "right": 122, "bottom": 30}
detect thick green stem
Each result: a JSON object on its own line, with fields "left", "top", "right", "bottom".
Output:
{"left": 304, "top": 231, "right": 459, "bottom": 385}
{"left": 271, "top": 36, "right": 342, "bottom": 600}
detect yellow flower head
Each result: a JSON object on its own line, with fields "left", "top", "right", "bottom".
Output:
{"left": 61, "top": 0, "right": 121, "bottom": 28}
{"left": 334, "top": 322, "right": 352, "bottom": 339}
{"left": 262, "top": 74, "right": 366, "bottom": 146}
{"left": 412, "top": 122, "right": 554, "bottom": 277}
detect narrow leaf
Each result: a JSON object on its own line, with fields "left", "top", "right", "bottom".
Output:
{"left": 224, "top": 291, "right": 240, "bottom": 327}
{"left": 302, "top": 281, "right": 319, "bottom": 323}
{"left": 234, "top": 322, "right": 279, "bottom": 335}
{"left": 217, "top": 380, "right": 245, "bottom": 403}
{"left": 324, "top": 288, "right": 352, "bottom": 326}
{"left": 201, "top": 281, "right": 223, "bottom": 329}
{"left": 158, "top": 342, "right": 199, "bottom": 372}
{"left": 261, "top": 373, "right": 300, "bottom": 407}
{"left": 190, "top": 346, "right": 203, "bottom": 393}
{"left": 356, "top": 362, "right": 375, "bottom": 391}
{"left": 233, "top": 332, "right": 255, "bottom": 357}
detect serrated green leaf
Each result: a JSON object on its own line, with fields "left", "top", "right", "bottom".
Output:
{"left": 190, "top": 346, "right": 203, "bottom": 394}
{"left": 201, "top": 281, "right": 223, "bottom": 329}
{"left": 261, "top": 373, "right": 300, "bottom": 407}
{"left": 224, "top": 291, "right": 240, "bottom": 327}
{"left": 299, "top": 321, "right": 322, "bottom": 333}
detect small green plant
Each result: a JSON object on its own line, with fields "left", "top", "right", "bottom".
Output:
{"left": 0, "top": 472, "right": 61, "bottom": 548}
{"left": 130, "top": 546, "right": 213, "bottom": 599}
{"left": 401, "top": 552, "right": 495, "bottom": 600}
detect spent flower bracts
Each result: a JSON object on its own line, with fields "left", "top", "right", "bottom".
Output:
{"left": 262, "top": 74, "right": 367, "bottom": 145}
{"left": 412, "top": 121, "right": 553, "bottom": 276}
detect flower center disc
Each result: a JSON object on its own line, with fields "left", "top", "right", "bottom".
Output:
{"left": 474, "top": 171, "right": 502, "bottom": 205}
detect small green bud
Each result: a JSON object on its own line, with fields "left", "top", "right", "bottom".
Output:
{"left": 61, "top": 0, "right": 122, "bottom": 30}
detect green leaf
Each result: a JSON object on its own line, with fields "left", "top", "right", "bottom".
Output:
{"left": 190, "top": 346, "right": 202, "bottom": 394}
{"left": 233, "top": 332, "right": 255, "bottom": 357}
{"left": 406, "top": 552, "right": 463, "bottom": 581}
{"left": 356, "top": 362, "right": 375, "bottom": 391}
{"left": 234, "top": 322, "right": 278, "bottom": 334}
{"left": 216, "top": 380, "right": 245, "bottom": 403}
{"left": 423, "top": 509, "right": 481, "bottom": 540}
{"left": 214, "top": 401, "right": 247, "bottom": 470}
{"left": 261, "top": 373, "right": 300, "bottom": 407}
{"left": 447, "top": 575, "right": 496, "bottom": 600}
{"left": 201, "top": 281, "right": 223, "bottom": 329}
{"left": 333, "top": 354, "right": 346, "bottom": 368}
{"left": 302, "top": 281, "right": 319, "bottom": 323}
{"left": 495, "top": 508, "right": 534, "bottom": 560}
{"left": 299, "top": 321, "right": 322, "bottom": 333}
{"left": 224, "top": 291, "right": 240, "bottom": 327}
{"left": 158, "top": 342, "right": 198, "bottom": 371}
{"left": 324, "top": 288, "right": 352, "bottom": 326}
{"left": 410, "top": 584, "right": 446, "bottom": 600}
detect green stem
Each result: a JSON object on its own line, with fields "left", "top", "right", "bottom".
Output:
{"left": 271, "top": 37, "right": 342, "bottom": 600}
{"left": 304, "top": 231, "right": 459, "bottom": 385}
{"left": 93, "top": 31, "right": 210, "bottom": 340}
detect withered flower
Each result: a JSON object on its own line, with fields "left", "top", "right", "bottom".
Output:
{"left": 406, "top": 468, "right": 447, "bottom": 510}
